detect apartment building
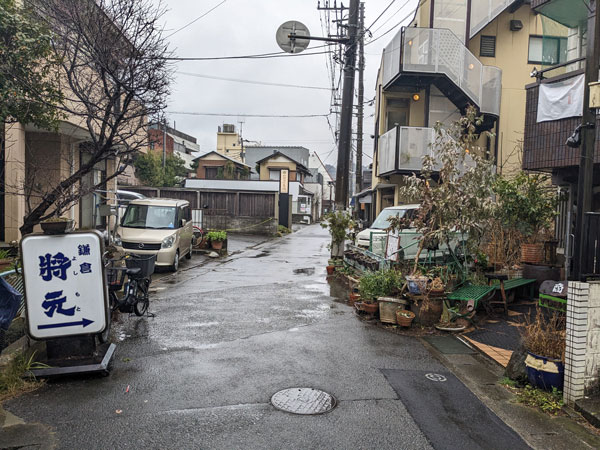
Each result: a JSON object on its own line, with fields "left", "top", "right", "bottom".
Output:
{"left": 371, "top": 0, "right": 566, "bottom": 218}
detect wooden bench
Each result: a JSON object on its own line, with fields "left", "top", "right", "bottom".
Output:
{"left": 486, "top": 275, "right": 536, "bottom": 315}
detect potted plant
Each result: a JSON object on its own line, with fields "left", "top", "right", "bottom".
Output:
{"left": 396, "top": 309, "right": 415, "bottom": 327}
{"left": 493, "top": 172, "right": 559, "bottom": 264}
{"left": 40, "top": 216, "right": 75, "bottom": 235}
{"left": 207, "top": 230, "right": 227, "bottom": 250}
{"left": 520, "top": 309, "right": 565, "bottom": 391}
{"left": 321, "top": 210, "right": 356, "bottom": 259}
{"left": 357, "top": 269, "right": 401, "bottom": 316}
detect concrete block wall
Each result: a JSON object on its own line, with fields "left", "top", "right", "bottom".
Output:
{"left": 564, "top": 281, "right": 600, "bottom": 405}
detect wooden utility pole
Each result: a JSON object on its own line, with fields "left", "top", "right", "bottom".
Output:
{"left": 334, "top": 0, "right": 359, "bottom": 210}
{"left": 572, "top": 0, "right": 600, "bottom": 280}
{"left": 355, "top": 2, "right": 365, "bottom": 195}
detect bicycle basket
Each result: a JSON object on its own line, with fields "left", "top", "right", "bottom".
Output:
{"left": 105, "top": 265, "right": 126, "bottom": 291}
{"left": 125, "top": 254, "right": 156, "bottom": 278}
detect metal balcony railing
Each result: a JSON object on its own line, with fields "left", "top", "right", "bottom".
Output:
{"left": 378, "top": 126, "right": 435, "bottom": 175}
{"left": 378, "top": 126, "right": 478, "bottom": 176}
{"left": 470, "top": 0, "right": 519, "bottom": 38}
{"left": 382, "top": 27, "right": 502, "bottom": 116}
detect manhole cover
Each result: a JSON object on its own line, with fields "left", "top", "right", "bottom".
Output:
{"left": 271, "top": 388, "right": 336, "bottom": 415}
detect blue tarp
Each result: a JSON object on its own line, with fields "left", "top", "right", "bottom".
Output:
{"left": 0, "top": 277, "right": 21, "bottom": 330}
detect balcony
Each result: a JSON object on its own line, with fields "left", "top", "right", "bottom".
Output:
{"left": 523, "top": 70, "right": 600, "bottom": 171}
{"left": 378, "top": 126, "right": 435, "bottom": 176}
{"left": 530, "top": 0, "right": 588, "bottom": 28}
{"left": 382, "top": 27, "right": 502, "bottom": 117}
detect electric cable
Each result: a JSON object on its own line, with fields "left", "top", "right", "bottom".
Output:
{"left": 176, "top": 71, "right": 331, "bottom": 91}
{"left": 166, "top": 0, "right": 228, "bottom": 38}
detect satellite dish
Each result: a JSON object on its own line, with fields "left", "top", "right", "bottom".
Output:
{"left": 276, "top": 21, "right": 310, "bottom": 54}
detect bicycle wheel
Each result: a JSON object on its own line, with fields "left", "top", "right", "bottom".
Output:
{"left": 133, "top": 279, "right": 149, "bottom": 316}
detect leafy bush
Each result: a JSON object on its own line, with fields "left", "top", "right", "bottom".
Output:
{"left": 134, "top": 151, "right": 188, "bottom": 187}
{"left": 321, "top": 210, "right": 356, "bottom": 248}
{"left": 358, "top": 269, "right": 403, "bottom": 303}
{"left": 493, "top": 172, "right": 559, "bottom": 242}
{"left": 278, "top": 225, "right": 291, "bottom": 234}
{"left": 207, "top": 230, "right": 227, "bottom": 242}
{"left": 516, "top": 385, "right": 564, "bottom": 415}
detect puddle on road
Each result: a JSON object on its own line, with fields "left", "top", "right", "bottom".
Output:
{"left": 327, "top": 278, "right": 350, "bottom": 303}
{"left": 293, "top": 268, "right": 315, "bottom": 275}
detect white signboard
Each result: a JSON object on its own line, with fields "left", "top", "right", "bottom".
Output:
{"left": 21, "top": 232, "right": 108, "bottom": 339}
{"left": 385, "top": 231, "right": 401, "bottom": 262}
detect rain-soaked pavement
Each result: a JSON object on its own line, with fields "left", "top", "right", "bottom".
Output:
{"left": 3, "top": 225, "right": 527, "bottom": 449}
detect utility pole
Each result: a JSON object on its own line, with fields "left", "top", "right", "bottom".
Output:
{"left": 334, "top": 0, "right": 359, "bottom": 210}
{"left": 162, "top": 118, "right": 167, "bottom": 168}
{"left": 355, "top": 2, "right": 365, "bottom": 195}
{"left": 572, "top": 0, "right": 600, "bottom": 280}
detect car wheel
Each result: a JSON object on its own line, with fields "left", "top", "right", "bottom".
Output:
{"left": 170, "top": 250, "right": 179, "bottom": 272}
{"left": 185, "top": 241, "right": 192, "bottom": 260}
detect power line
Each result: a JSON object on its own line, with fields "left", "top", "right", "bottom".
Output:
{"left": 366, "top": 0, "right": 425, "bottom": 46}
{"left": 164, "top": 48, "right": 331, "bottom": 61}
{"left": 371, "top": 0, "right": 412, "bottom": 34}
{"left": 166, "top": 0, "right": 228, "bottom": 38}
{"left": 366, "top": 0, "right": 397, "bottom": 32}
{"left": 176, "top": 71, "right": 331, "bottom": 91}
{"left": 168, "top": 111, "right": 332, "bottom": 118}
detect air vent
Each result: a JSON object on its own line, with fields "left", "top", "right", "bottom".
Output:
{"left": 480, "top": 35, "right": 496, "bottom": 58}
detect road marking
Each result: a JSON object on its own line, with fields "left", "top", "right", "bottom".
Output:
{"left": 425, "top": 373, "right": 447, "bottom": 382}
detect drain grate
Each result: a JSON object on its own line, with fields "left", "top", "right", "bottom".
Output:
{"left": 271, "top": 388, "right": 336, "bottom": 415}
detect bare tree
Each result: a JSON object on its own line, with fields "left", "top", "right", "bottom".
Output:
{"left": 18, "top": 0, "right": 172, "bottom": 235}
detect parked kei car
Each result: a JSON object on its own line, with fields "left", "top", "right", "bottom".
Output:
{"left": 115, "top": 198, "right": 194, "bottom": 272}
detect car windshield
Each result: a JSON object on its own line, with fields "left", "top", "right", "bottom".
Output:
{"left": 371, "top": 209, "right": 412, "bottom": 229}
{"left": 121, "top": 205, "right": 177, "bottom": 229}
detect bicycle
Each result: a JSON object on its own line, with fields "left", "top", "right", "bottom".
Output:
{"left": 105, "top": 253, "right": 155, "bottom": 317}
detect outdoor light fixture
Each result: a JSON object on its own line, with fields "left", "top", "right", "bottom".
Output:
{"left": 468, "top": 63, "right": 475, "bottom": 70}
{"left": 412, "top": 93, "right": 420, "bottom": 101}
{"left": 566, "top": 123, "right": 595, "bottom": 148}
{"left": 408, "top": 40, "right": 413, "bottom": 46}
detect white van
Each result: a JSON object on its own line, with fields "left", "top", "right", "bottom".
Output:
{"left": 115, "top": 198, "right": 194, "bottom": 272}
{"left": 357, "top": 204, "right": 465, "bottom": 260}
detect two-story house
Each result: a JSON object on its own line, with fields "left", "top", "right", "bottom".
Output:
{"left": 370, "top": 0, "right": 566, "bottom": 219}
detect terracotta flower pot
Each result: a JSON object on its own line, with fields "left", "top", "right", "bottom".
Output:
{"left": 211, "top": 240, "right": 223, "bottom": 250}
{"left": 396, "top": 309, "right": 415, "bottom": 327}
{"left": 326, "top": 265, "right": 335, "bottom": 275}
{"left": 355, "top": 301, "right": 378, "bottom": 314}
{"left": 348, "top": 292, "right": 360, "bottom": 304}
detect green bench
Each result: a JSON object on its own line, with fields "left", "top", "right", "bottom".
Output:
{"left": 447, "top": 276, "right": 536, "bottom": 314}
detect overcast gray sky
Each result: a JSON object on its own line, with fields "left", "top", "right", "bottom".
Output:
{"left": 158, "top": 0, "right": 419, "bottom": 166}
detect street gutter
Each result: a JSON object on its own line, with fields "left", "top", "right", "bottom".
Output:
{"left": 419, "top": 337, "right": 600, "bottom": 450}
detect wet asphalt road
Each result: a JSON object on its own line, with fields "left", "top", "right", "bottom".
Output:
{"left": 4, "top": 225, "right": 521, "bottom": 449}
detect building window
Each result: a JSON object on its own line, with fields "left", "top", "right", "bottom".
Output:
{"left": 205, "top": 167, "right": 220, "bottom": 179}
{"left": 480, "top": 35, "right": 496, "bottom": 57}
{"left": 528, "top": 36, "right": 568, "bottom": 65}
{"left": 269, "top": 169, "right": 280, "bottom": 181}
